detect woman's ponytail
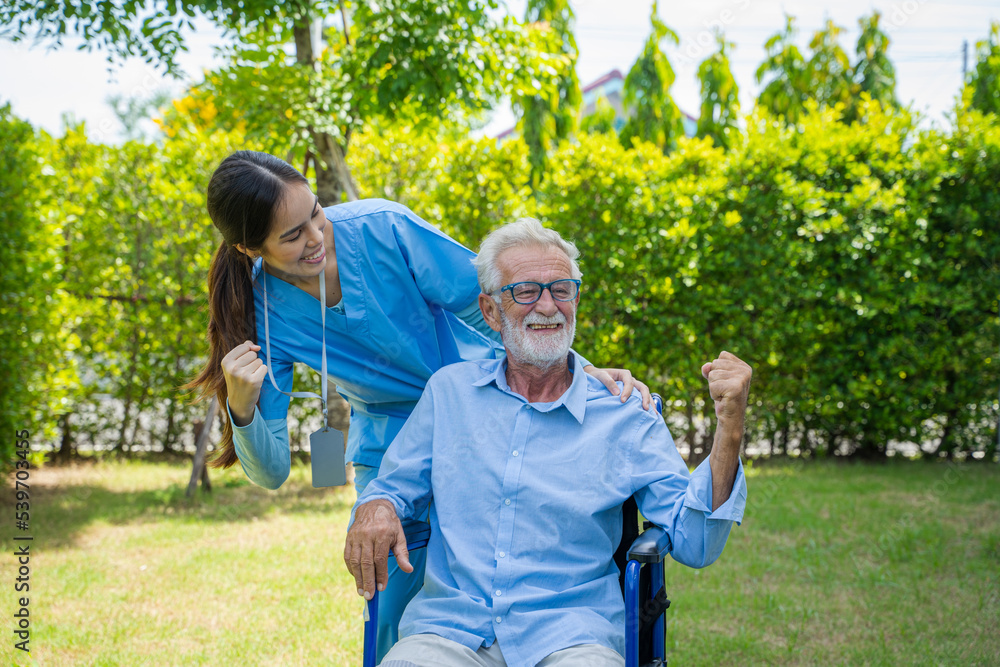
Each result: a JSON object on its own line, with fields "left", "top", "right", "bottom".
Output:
{"left": 184, "top": 240, "right": 258, "bottom": 468}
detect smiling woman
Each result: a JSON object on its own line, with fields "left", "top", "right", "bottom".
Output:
{"left": 236, "top": 184, "right": 331, "bottom": 295}
{"left": 182, "top": 150, "right": 650, "bottom": 661}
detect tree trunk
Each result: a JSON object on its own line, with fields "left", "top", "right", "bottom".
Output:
{"left": 163, "top": 302, "right": 186, "bottom": 453}
{"left": 56, "top": 413, "right": 75, "bottom": 460}
{"left": 327, "top": 379, "right": 351, "bottom": 450}
{"left": 682, "top": 399, "right": 696, "bottom": 463}
{"left": 935, "top": 409, "right": 958, "bottom": 460}
{"left": 166, "top": 221, "right": 191, "bottom": 454}
{"left": 689, "top": 406, "right": 712, "bottom": 467}
{"left": 200, "top": 460, "right": 212, "bottom": 493}
{"left": 115, "top": 317, "right": 140, "bottom": 454}
{"left": 116, "top": 182, "right": 147, "bottom": 455}
{"left": 826, "top": 425, "right": 841, "bottom": 458}
{"left": 314, "top": 146, "right": 343, "bottom": 204}
{"left": 163, "top": 395, "right": 178, "bottom": 453}
{"left": 934, "top": 371, "right": 961, "bottom": 459}
{"left": 802, "top": 417, "right": 815, "bottom": 456}
{"left": 187, "top": 396, "right": 219, "bottom": 497}
{"left": 293, "top": 19, "right": 314, "bottom": 66}
{"left": 313, "top": 133, "right": 359, "bottom": 204}
{"left": 292, "top": 12, "right": 359, "bottom": 205}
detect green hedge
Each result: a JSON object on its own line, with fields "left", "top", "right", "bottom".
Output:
{"left": 0, "top": 105, "right": 66, "bottom": 464}
{"left": 354, "top": 101, "right": 999, "bottom": 460}
{"left": 2, "top": 99, "right": 996, "bottom": 464}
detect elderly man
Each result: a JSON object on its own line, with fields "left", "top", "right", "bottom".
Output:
{"left": 345, "top": 218, "right": 751, "bottom": 667}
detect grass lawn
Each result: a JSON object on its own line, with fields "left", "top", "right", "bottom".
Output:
{"left": 2, "top": 458, "right": 998, "bottom": 666}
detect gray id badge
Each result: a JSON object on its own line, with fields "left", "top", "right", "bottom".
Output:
{"left": 310, "top": 427, "right": 346, "bottom": 487}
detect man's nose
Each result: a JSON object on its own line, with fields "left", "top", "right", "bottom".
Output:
{"left": 533, "top": 287, "right": 558, "bottom": 315}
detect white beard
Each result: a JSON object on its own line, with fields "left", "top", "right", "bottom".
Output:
{"left": 499, "top": 306, "right": 576, "bottom": 369}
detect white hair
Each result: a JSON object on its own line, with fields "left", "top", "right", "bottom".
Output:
{"left": 472, "top": 217, "right": 582, "bottom": 295}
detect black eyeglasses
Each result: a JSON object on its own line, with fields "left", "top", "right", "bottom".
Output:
{"left": 498, "top": 279, "right": 581, "bottom": 305}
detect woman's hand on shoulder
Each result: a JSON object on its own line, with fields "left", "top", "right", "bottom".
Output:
{"left": 222, "top": 341, "right": 269, "bottom": 426}
{"left": 583, "top": 366, "right": 652, "bottom": 410}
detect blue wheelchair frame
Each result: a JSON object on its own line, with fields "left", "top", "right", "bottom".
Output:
{"left": 362, "top": 395, "right": 672, "bottom": 667}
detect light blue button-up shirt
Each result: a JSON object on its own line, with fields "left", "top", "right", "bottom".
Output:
{"left": 357, "top": 353, "right": 747, "bottom": 666}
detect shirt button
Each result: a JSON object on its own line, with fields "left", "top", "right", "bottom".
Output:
{"left": 504, "top": 499, "right": 511, "bottom": 506}
{"left": 496, "top": 616, "right": 502, "bottom": 623}
{"left": 498, "top": 551, "right": 506, "bottom": 558}
{"left": 495, "top": 590, "right": 502, "bottom": 597}
{"left": 512, "top": 451, "right": 519, "bottom": 457}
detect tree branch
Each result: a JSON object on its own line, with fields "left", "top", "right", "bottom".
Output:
{"left": 339, "top": 0, "right": 352, "bottom": 46}
{"left": 67, "top": 290, "right": 199, "bottom": 305}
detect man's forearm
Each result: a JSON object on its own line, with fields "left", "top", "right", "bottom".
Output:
{"left": 708, "top": 416, "right": 744, "bottom": 512}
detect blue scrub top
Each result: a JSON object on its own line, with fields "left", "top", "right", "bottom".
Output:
{"left": 242, "top": 199, "right": 504, "bottom": 471}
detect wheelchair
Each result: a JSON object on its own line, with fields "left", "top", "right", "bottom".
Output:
{"left": 361, "top": 395, "right": 673, "bottom": 667}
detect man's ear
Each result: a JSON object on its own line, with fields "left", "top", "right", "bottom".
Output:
{"left": 479, "top": 293, "right": 502, "bottom": 333}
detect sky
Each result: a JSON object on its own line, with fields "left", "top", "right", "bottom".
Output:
{"left": 1, "top": 0, "right": 998, "bottom": 142}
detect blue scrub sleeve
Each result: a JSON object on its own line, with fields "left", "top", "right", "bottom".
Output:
{"left": 454, "top": 299, "right": 503, "bottom": 345}
{"left": 390, "top": 208, "right": 483, "bottom": 311}
{"left": 572, "top": 350, "right": 592, "bottom": 369}
{"left": 228, "top": 399, "right": 292, "bottom": 490}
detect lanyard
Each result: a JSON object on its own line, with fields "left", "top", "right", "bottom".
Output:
{"left": 261, "top": 264, "right": 328, "bottom": 425}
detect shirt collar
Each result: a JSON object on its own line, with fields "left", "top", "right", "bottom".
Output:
{"left": 471, "top": 351, "right": 588, "bottom": 425}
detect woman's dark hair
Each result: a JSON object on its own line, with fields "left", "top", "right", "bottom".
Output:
{"left": 184, "top": 151, "right": 308, "bottom": 468}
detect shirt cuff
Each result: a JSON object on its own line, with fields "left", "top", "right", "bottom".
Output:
{"left": 226, "top": 399, "right": 291, "bottom": 491}
{"left": 227, "top": 398, "right": 261, "bottom": 431}
{"left": 349, "top": 492, "right": 406, "bottom": 527}
{"left": 683, "top": 456, "right": 747, "bottom": 525}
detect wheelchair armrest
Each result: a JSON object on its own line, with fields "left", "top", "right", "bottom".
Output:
{"left": 626, "top": 525, "right": 671, "bottom": 564}
{"left": 400, "top": 518, "right": 431, "bottom": 551}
